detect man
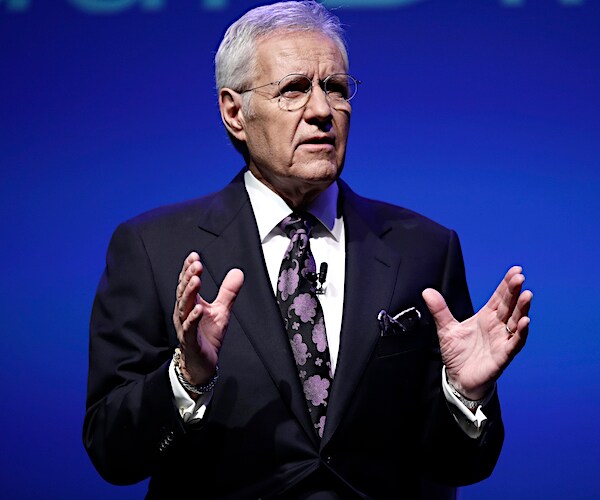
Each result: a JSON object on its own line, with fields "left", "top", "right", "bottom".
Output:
{"left": 84, "top": 1, "right": 532, "bottom": 498}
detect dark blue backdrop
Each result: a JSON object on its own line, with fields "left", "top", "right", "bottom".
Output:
{"left": 1, "top": 1, "right": 599, "bottom": 498}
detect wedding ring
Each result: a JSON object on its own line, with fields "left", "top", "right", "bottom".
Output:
{"left": 505, "top": 324, "right": 516, "bottom": 336}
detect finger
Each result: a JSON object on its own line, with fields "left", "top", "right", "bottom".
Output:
{"left": 177, "top": 260, "right": 203, "bottom": 305}
{"left": 506, "top": 290, "right": 533, "bottom": 335}
{"left": 487, "top": 266, "right": 522, "bottom": 310}
{"left": 178, "top": 273, "right": 202, "bottom": 322}
{"left": 181, "top": 302, "right": 204, "bottom": 346}
{"left": 506, "top": 315, "right": 530, "bottom": 357}
{"left": 213, "top": 269, "right": 245, "bottom": 311}
{"left": 178, "top": 252, "right": 200, "bottom": 284}
{"left": 422, "top": 288, "right": 457, "bottom": 332}
{"left": 516, "top": 315, "right": 531, "bottom": 342}
{"left": 496, "top": 272, "right": 525, "bottom": 323}
{"left": 176, "top": 252, "right": 201, "bottom": 300}
{"left": 175, "top": 264, "right": 202, "bottom": 330}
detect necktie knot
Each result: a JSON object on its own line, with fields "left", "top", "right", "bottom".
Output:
{"left": 280, "top": 212, "right": 316, "bottom": 240}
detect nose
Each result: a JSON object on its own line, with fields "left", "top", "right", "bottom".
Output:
{"left": 303, "top": 83, "right": 333, "bottom": 125}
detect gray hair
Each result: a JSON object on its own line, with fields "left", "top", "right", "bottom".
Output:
{"left": 215, "top": 1, "right": 348, "bottom": 93}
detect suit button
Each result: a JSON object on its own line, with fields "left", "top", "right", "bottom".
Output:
{"left": 324, "top": 456, "right": 332, "bottom": 464}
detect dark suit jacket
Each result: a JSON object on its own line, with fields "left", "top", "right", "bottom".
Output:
{"left": 84, "top": 172, "right": 504, "bottom": 499}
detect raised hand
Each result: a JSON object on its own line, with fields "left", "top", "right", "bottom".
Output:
{"left": 422, "top": 266, "right": 533, "bottom": 400}
{"left": 173, "top": 252, "right": 244, "bottom": 392}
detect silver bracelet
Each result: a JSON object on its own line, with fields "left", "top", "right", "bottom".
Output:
{"left": 173, "top": 347, "right": 219, "bottom": 395}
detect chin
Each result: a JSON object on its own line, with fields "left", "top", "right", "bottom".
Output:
{"left": 294, "top": 160, "right": 342, "bottom": 184}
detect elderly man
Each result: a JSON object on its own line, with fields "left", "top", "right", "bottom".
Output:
{"left": 84, "top": 1, "right": 532, "bottom": 498}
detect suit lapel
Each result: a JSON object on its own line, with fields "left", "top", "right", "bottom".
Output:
{"left": 321, "top": 182, "right": 403, "bottom": 447}
{"left": 194, "top": 173, "right": 318, "bottom": 445}
{"left": 193, "top": 175, "right": 405, "bottom": 448}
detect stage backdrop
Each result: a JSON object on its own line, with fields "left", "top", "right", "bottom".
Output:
{"left": 1, "top": 1, "right": 598, "bottom": 498}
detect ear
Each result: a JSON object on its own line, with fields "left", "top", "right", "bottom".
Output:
{"left": 219, "top": 88, "right": 247, "bottom": 143}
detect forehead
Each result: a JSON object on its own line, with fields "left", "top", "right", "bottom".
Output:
{"left": 254, "top": 31, "right": 347, "bottom": 80}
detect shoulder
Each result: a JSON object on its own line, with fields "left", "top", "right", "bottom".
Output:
{"left": 339, "top": 180, "right": 455, "bottom": 241}
{"left": 102, "top": 182, "right": 249, "bottom": 282}
{"left": 122, "top": 194, "right": 217, "bottom": 232}
{"left": 117, "top": 175, "right": 248, "bottom": 239}
{"left": 103, "top": 194, "right": 219, "bottom": 261}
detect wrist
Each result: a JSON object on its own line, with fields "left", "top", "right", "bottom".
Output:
{"left": 173, "top": 348, "right": 219, "bottom": 397}
{"left": 445, "top": 369, "right": 491, "bottom": 409}
{"left": 177, "top": 345, "right": 214, "bottom": 383}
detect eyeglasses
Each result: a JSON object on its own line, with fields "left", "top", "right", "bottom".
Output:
{"left": 239, "top": 73, "right": 361, "bottom": 111}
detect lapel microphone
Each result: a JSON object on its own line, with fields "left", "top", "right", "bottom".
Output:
{"left": 307, "top": 262, "right": 328, "bottom": 295}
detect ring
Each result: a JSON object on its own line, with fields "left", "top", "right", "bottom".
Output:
{"left": 505, "top": 324, "right": 516, "bottom": 336}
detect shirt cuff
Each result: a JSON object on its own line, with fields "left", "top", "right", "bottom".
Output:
{"left": 441, "top": 366, "right": 495, "bottom": 439}
{"left": 169, "top": 358, "right": 213, "bottom": 423}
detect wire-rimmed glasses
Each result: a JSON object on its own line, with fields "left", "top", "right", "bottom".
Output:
{"left": 240, "top": 73, "right": 361, "bottom": 111}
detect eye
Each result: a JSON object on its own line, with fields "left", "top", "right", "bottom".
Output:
{"left": 325, "top": 76, "right": 350, "bottom": 100}
{"left": 278, "top": 75, "right": 311, "bottom": 99}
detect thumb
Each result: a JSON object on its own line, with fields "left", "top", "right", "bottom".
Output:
{"left": 215, "top": 268, "right": 245, "bottom": 310}
{"left": 422, "top": 288, "right": 456, "bottom": 331}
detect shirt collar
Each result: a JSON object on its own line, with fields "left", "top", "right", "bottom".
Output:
{"left": 244, "top": 169, "right": 340, "bottom": 243}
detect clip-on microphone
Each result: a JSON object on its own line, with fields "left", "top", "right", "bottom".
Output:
{"left": 308, "top": 262, "right": 328, "bottom": 295}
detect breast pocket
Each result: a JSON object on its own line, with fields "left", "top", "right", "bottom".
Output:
{"left": 374, "top": 322, "right": 435, "bottom": 359}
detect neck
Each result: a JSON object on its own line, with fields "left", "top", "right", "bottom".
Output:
{"left": 248, "top": 166, "right": 332, "bottom": 210}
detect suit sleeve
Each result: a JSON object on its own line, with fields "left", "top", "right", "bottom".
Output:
{"left": 83, "top": 222, "right": 186, "bottom": 485}
{"left": 420, "top": 230, "right": 504, "bottom": 486}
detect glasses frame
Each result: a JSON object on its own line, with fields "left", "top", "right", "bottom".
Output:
{"left": 239, "top": 73, "right": 361, "bottom": 109}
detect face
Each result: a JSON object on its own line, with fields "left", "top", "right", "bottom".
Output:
{"left": 238, "top": 31, "right": 351, "bottom": 207}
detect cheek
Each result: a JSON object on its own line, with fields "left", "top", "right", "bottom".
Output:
{"left": 335, "top": 110, "right": 350, "bottom": 134}
{"left": 254, "top": 123, "right": 288, "bottom": 160}
{"left": 336, "top": 119, "right": 350, "bottom": 151}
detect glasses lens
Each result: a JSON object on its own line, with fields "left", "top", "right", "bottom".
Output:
{"left": 325, "top": 74, "right": 358, "bottom": 102}
{"left": 278, "top": 74, "right": 312, "bottom": 110}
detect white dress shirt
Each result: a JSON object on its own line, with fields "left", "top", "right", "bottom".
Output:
{"left": 243, "top": 170, "right": 345, "bottom": 374}
{"left": 169, "top": 170, "right": 490, "bottom": 436}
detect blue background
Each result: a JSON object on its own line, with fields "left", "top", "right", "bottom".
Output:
{"left": 1, "top": 0, "right": 599, "bottom": 498}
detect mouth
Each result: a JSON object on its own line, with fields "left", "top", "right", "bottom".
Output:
{"left": 298, "top": 136, "right": 336, "bottom": 148}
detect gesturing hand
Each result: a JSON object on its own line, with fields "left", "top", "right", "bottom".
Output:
{"left": 173, "top": 252, "right": 244, "bottom": 391}
{"left": 422, "top": 266, "right": 533, "bottom": 400}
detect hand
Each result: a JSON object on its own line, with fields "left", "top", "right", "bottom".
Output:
{"left": 422, "top": 266, "right": 532, "bottom": 400}
{"left": 173, "top": 252, "right": 244, "bottom": 392}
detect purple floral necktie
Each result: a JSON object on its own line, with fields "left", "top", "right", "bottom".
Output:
{"left": 276, "top": 213, "right": 333, "bottom": 439}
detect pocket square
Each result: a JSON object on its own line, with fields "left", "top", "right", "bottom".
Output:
{"left": 377, "top": 307, "right": 422, "bottom": 336}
